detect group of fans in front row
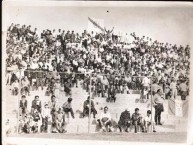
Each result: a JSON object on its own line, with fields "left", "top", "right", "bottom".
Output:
{"left": 17, "top": 90, "right": 165, "bottom": 134}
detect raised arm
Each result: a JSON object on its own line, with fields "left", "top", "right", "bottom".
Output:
{"left": 104, "top": 27, "right": 108, "bottom": 33}
{"left": 110, "top": 27, "right": 114, "bottom": 33}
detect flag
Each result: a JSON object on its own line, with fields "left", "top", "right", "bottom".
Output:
{"left": 87, "top": 17, "right": 104, "bottom": 33}
{"left": 168, "top": 99, "right": 188, "bottom": 117}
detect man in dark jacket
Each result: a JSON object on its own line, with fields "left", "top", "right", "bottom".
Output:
{"left": 31, "top": 95, "right": 42, "bottom": 114}
{"left": 83, "top": 96, "right": 97, "bottom": 118}
{"left": 118, "top": 108, "right": 131, "bottom": 132}
{"left": 36, "top": 65, "right": 44, "bottom": 90}
{"left": 107, "top": 85, "right": 116, "bottom": 103}
{"left": 19, "top": 95, "right": 28, "bottom": 116}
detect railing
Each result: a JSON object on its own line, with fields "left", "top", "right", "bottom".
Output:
{"left": 4, "top": 70, "right": 188, "bottom": 134}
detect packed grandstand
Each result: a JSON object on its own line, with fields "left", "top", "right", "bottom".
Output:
{"left": 5, "top": 22, "right": 190, "bottom": 134}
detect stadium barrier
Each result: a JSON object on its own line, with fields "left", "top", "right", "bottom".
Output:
{"left": 6, "top": 69, "right": 173, "bottom": 134}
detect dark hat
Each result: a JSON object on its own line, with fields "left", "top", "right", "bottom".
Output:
{"left": 147, "top": 110, "right": 151, "bottom": 114}
{"left": 135, "top": 108, "right": 139, "bottom": 111}
{"left": 104, "top": 106, "right": 108, "bottom": 110}
{"left": 35, "top": 95, "right": 39, "bottom": 99}
{"left": 21, "top": 95, "right": 26, "bottom": 98}
{"left": 87, "top": 96, "right": 90, "bottom": 100}
{"left": 51, "top": 95, "right": 56, "bottom": 99}
{"left": 68, "top": 97, "right": 72, "bottom": 102}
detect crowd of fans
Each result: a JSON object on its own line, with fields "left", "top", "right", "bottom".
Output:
{"left": 5, "top": 23, "right": 190, "bottom": 134}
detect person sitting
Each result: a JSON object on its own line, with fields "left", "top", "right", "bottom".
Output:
{"left": 11, "top": 79, "right": 19, "bottom": 95}
{"left": 22, "top": 114, "right": 32, "bottom": 134}
{"left": 56, "top": 108, "right": 67, "bottom": 133}
{"left": 82, "top": 96, "right": 97, "bottom": 118}
{"left": 98, "top": 106, "right": 113, "bottom": 132}
{"left": 18, "top": 115, "right": 25, "bottom": 134}
{"left": 131, "top": 108, "right": 144, "bottom": 133}
{"left": 31, "top": 95, "right": 42, "bottom": 114}
{"left": 62, "top": 97, "right": 75, "bottom": 119}
{"left": 143, "top": 110, "right": 156, "bottom": 133}
{"left": 118, "top": 108, "right": 131, "bottom": 132}
{"left": 23, "top": 120, "right": 31, "bottom": 134}
{"left": 31, "top": 109, "right": 42, "bottom": 133}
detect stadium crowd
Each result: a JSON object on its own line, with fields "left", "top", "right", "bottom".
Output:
{"left": 5, "top": 23, "right": 190, "bottom": 134}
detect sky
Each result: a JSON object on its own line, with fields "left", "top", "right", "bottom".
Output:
{"left": 3, "top": 3, "right": 193, "bottom": 46}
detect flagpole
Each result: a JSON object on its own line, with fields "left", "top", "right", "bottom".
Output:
{"left": 88, "top": 73, "right": 92, "bottom": 133}
{"left": 150, "top": 77, "right": 153, "bottom": 132}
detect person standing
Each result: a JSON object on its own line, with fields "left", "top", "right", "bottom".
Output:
{"left": 170, "top": 79, "right": 177, "bottom": 99}
{"left": 179, "top": 80, "right": 188, "bottom": 100}
{"left": 153, "top": 89, "right": 164, "bottom": 125}
{"left": 41, "top": 103, "right": 51, "bottom": 133}
{"left": 19, "top": 95, "right": 28, "bottom": 116}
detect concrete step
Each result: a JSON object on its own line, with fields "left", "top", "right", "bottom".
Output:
{"left": 5, "top": 84, "right": 188, "bottom": 134}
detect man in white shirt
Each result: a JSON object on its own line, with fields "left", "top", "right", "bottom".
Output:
{"left": 170, "top": 79, "right": 177, "bottom": 99}
{"left": 98, "top": 106, "right": 113, "bottom": 132}
{"left": 31, "top": 61, "right": 39, "bottom": 70}
{"left": 142, "top": 75, "right": 150, "bottom": 99}
{"left": 143, "top": 110, "right": 156, "bottom": 133}
{"left": 41, "top": 103, "right": 51, "bottom": 133}
{"left": 142, "top": 75, "right": 150, "bottom": 88}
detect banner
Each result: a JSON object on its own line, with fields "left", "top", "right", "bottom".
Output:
{"left": 87, "top": 17, "right": 104, "bottom": 33}
{"left": 168, "top": 99, "right": 188, "bottom": 117}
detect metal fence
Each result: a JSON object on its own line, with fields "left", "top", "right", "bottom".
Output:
{"left": 7, "top": 69, "right": 182, "bottom": 134}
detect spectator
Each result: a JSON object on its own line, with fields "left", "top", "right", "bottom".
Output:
{"left": 55, "top": 108, "right": 67, "bottom": 133}
{"left": 11, "top": 79, "right": 19, "bottom": 95}
{"left": 31, "top": 109, "right": 42, "bottom": 133}
{"left": 143, "top": 110, "right": 156, "bottom": 133}
{"left": 31, "top": 95, "right": 42, "bottom": 114}
{"left": 118, "top": 108, "right": 131, "bottom": 132}
{"left": 19, "top": 95, "right": 28, "bottom": 116}
{"left": 83, "top": 96, "right": 97, "bottom": 118}
{"left": 62, "top": 97, "right": 75, "bottom": 119}
{"left": 41, "top": 103, "right": 51, "bottom": 133}
{"left": 98, "top": 106, "right": 113, "bottom": 132}
{"left": 49, "top": 95, "right": 57, "bottom": 122}
{"left": 179, "top": 80, "right": 188, "bottom": 100}
{"left": 131, "top": 108, "right": 144, "bottom": 133}
{"left": 170, "top": 79, "right": 177, "bottom": 99}
{"left": 21, "top": 76, "right": 30, "bottom": 96}
{"left": 153, "top": 89, "right": 164, "bottom": 125}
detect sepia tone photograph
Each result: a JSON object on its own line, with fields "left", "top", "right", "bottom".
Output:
{"left": 2, "top": 1, "right": 193, "bottom": 145}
